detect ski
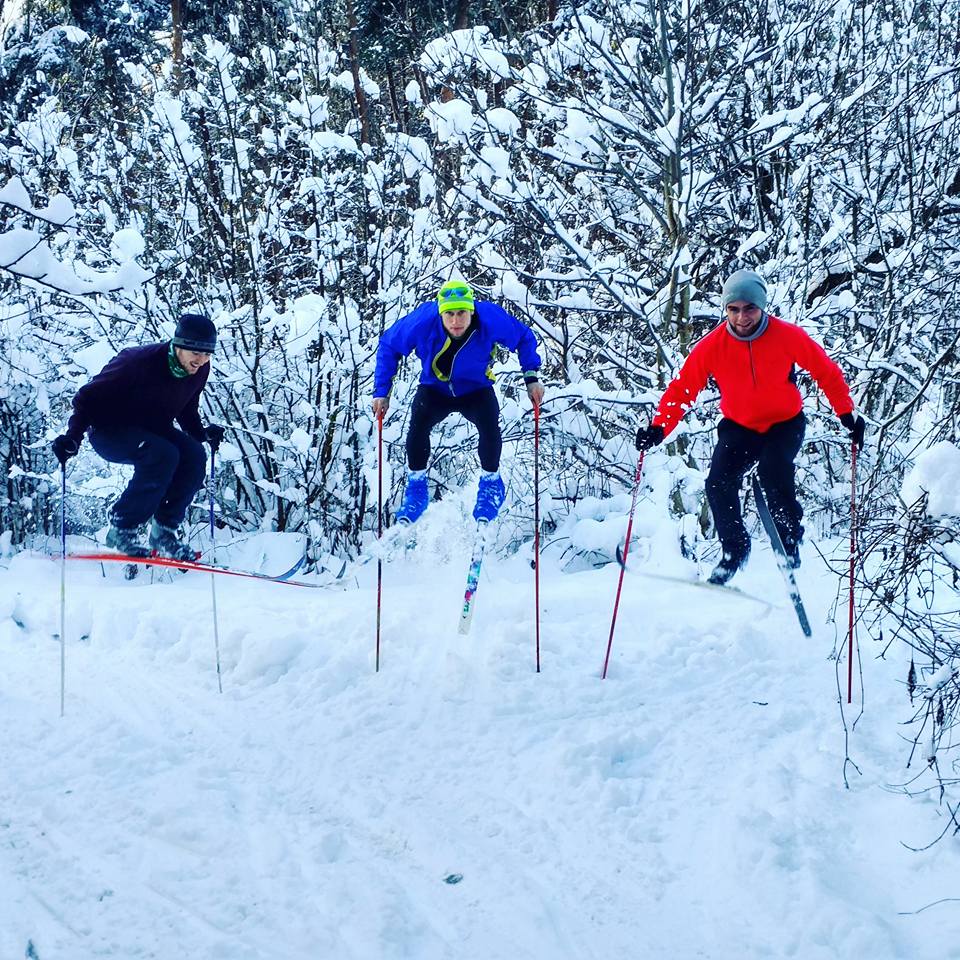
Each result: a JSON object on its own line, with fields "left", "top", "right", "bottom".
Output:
{"left": 751, "top": 475, "right": 812, "bottom": 637}
{"left": 634, "top": 569, "right": 773, "bottom": 607}
{"left": 67, "top": 552, "right": 327, "bottom": 589}
{"left": 459, "top": 521, "right": 491, "bottom": 635}
{"left": 615, "top": 544, "right": 773, "bottom": 607}
{"left": 346, "top": 521, "right": 417, "bottom": 575}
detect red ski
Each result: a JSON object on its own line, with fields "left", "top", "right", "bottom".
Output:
{"left": 67, "top": 552, "right": 328, "bottom": 589}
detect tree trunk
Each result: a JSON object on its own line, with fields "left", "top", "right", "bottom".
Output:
{"left": 346, "top": 0, "right": 371, "bottom": 144}
{"left": 171, "top": 0, "right": 183, "bottom": 84}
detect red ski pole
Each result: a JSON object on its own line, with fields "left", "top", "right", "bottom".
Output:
{"left": 533, "top": 399, "right": 541, "bottom": 673}
{"left": 376, "top": 409, "right": 384, "bottom": 673}
{"left": 847, "top": 439, "right": 858, "bottom": 703}
{"left": 59, "top": 463, "right": 66, "bottom": 717}
{"left": 602, "top": 452, "right": 646, "bottom": 679}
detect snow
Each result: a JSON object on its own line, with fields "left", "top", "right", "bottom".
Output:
{"left": 735, "top": 229, "right": 769, "bottom": 257}
{"left": 289, "top": 427, "right": 311, "bottom": 454}
{"left": 902, "top": 441, "right": 960, "bottom": 516}
{"left": 653, "top": 109, "right": 682, "bottom": 153}
{"left": 764, "top": 124, "right": 795, "bottom": 150}
{"left": 284, "top": 293, "right": 327, "bottom": 355}
{"left": 426, "top": 99, "right": 476, "bottom": 141}
{"left": 73, "top": 342, "right": 115, "bottom": 377}
{"left": 3, "top": 499, "right": 959, "bottom": 959}
{"left": 0, "top": 177, "right": 76, "bottom": 226}
{"left": 332, "top": 70, "right": 381, "bottom": 100}
{"left": 388, "top": 133, "right": 433, "bottom": 179}
{"left": 405, "top": 78, "right": 423, "bottom": 106}
{"left": 420, "top": 28, "right": 511, "bottom": 81}
{"left": 485, "top": 108, "right": 521, "bottom": 138}
{"left": 0, "top": 176, "right": 34, "bottom": 211}
{"left": 309, "top": 130, "right": 360, "bottom": 157}
{"left": 152, "top": 95, "right": 201, "bottom": 169}
{"left": 0, "top": 227, "right": 150, "bottom": 294}
{"left": 110, "top": 228, "right": 145, "bottom": 262}
{"left": 15, "top": 99, "right": 72, "bottom": 158}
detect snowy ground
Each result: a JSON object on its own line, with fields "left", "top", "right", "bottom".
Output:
{"left": 2, "top": 505, "right": 960, "bottom": 960}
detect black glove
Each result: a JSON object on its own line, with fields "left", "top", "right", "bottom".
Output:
{"left": 635, "top": 424, "right": 665, "bottom": 452}
{"left": 839, "top": 413, "right": 865, "bottom": 450}
{"left": 205, "top": 425, "right": 225, "bottom": 452}
{"left": 51, "top": 435, "right": 79, "bottom": 466}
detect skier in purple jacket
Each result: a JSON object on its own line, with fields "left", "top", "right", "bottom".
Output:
{"left": 51, "top": 314, "right": 225, "bottom": 560}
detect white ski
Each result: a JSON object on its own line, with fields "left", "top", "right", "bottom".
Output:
{"left": 458, "top": 521, "right": 491, "bottom": 635}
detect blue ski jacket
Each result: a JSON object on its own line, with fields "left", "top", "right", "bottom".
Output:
{"left": 373, "top": 300, "right": 542, "bottom": 399}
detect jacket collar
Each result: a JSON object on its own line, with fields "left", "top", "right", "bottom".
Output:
{"left": 725, "top": 312, "right": 769, "bottom": 343}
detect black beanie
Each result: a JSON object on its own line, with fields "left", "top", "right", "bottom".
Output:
{"left": 172, "top": 313, "right": 217, "bottom": 353}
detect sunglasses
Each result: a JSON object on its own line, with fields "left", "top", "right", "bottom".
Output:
{"left": 440, "top": 286, "right": 471, "bottom": 299}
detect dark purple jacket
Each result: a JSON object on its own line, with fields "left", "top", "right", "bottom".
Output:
{"left": 65, "top": 343, "right": 209, "bottom": 444}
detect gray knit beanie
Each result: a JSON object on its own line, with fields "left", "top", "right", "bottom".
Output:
{"left": 721, "top": 270, "right": 767, "bottom": 311}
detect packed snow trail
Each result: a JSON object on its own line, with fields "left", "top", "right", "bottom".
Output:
{"left": 2, "top": 534, "right": 959, "bottom": 960}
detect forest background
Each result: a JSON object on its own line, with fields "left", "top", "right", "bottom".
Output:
{"left": 1, "top": 0, "right": 959, "bottom": 834}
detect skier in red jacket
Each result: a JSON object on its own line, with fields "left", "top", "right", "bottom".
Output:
{"left": 635, "top": 269, "right": 865, "bottom": 585}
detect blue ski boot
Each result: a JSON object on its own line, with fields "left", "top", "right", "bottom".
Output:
{"left": 396, "top": 473, "right": 429, "bottom": 524}
{"left": 473, "top": 473, "right": 505, "bottom": 522}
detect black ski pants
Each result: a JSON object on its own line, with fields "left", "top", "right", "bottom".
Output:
{"left": 705, "top": 413, "right": 805, "bottom": 560}
{"left": 89, "top": 426, "right": 207, "bottom": 529}
{"left": 406, "top": 385, "right": 501, "bottom": 472}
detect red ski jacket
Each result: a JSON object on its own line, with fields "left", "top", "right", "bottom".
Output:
{"left": 652, "top": 315, "right": 854, "bottom": 436}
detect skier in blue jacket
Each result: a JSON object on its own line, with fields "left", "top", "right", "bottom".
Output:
{"left": 372, "top": 280, "right": 544, "bottom": 523}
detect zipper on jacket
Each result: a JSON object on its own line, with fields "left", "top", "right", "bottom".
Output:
{"left": 747, "top": 342, "right": 758, "bottom": 387}
{"left": 447, "top": 328, "right": 476, "bottom": 396}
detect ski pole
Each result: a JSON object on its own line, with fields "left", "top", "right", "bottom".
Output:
{"left": 847, "top": 439, "right": 858, "bottom": 704}
{"left": 601, "top": 452, "right": 645, "bottom": 679}
{"left": 59, "top": 463, "right": 67, "bottom": 717}
{"left": 376, "top": 409, "right": 384, "bottom": 673}
{"left": 533, "top": 399, "right": 541, "bottom": 673}
{"left": 208, "top": 448, "right": 223, "bottom": 694}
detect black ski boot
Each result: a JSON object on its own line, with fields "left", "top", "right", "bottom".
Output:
{"left": 149, "top": 521, "right": 196, "bottom": 561}
{"left": 708, "top": 543, "right": 750, "bottom": 586}
{"left": 105, "top": 523, "right": 150, "bottom": 558}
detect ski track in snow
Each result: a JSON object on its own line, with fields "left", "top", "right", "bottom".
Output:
{"left": 2, "top": 545, "right": 959, "bottom": 960}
